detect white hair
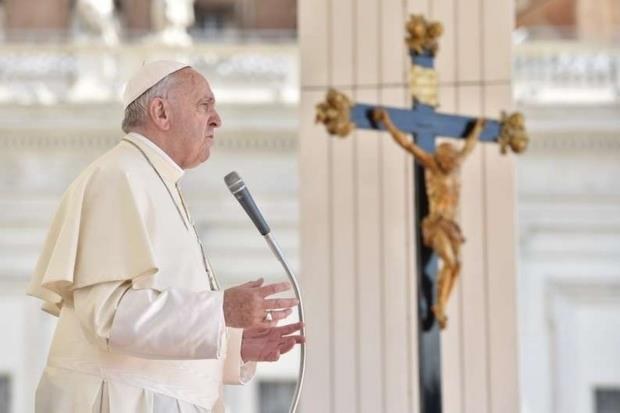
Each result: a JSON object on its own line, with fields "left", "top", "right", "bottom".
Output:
{"left": 121, "top": 72, "right": 181, "bottom": 133}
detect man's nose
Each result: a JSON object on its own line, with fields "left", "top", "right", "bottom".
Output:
{"left": 211, "top": 111, "right": 222, "bottom": 128}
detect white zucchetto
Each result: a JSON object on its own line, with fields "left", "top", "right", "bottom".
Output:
{"left": 122, "top": 60, "right": 189, "bottom": 109}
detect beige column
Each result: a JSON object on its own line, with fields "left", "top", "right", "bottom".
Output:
{"left": 119, "top": 0, "right": 152, "bottom": 33}
{"left": 254, "top": 0, "right": 296, "bottom": 29}
{"left": 299, "top": 0, "right": 520, "bottom": 412}
{"left": 577, "top": 0, "right": 620, "bottom": 40}
{"left": 4, "top": 0, "right": 70, "bottom": 38}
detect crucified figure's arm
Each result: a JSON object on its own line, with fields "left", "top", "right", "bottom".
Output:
{"left": 372, "top": 108, "right": 436, "bottom": 170}
{"left": 459, "top": 118, "right": 485, "bottom": 158}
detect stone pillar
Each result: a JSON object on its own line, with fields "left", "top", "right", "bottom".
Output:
{"left": 194, "top": 0, "right": 238, "bottom": 29}
{"left": 4, "top": 0, "right": 71, "bottom": 39}
{"left": 577, "top": 0, "right": 620, "bottom": 40}
{"left": 516, "top": 0, "right": 576, "bottom": 28}
{"left": 299, "top": 0, "right": 520, "bottom": 412}
{"left": 254, "top": 0, "right": 296, "bottom": 29}
{"left": 119, "top": 0, "right": 152, "bottom": 34}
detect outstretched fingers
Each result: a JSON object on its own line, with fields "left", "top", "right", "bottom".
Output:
{"left": 268, "top": 308, "right": 294, "bottom": 322}
{"left": 275, "top": 321, "right": 305, "bottom": 336}
{"left": 240, "top": 278, "right": 264, "bottom": 288}
{"left": 257, "top": 281, "right": 292, "bottom": 297}
{"left": 263, "top": 298, "right": 299, "bottom": 310}
{"left": 372, "top": 107, "right": 386, "bottom": 123}
{"left": 474, "top": 118, "right": 485, "bottom": 132}
{"left": 279, "top": 336, "right": 305, "bottom": 354}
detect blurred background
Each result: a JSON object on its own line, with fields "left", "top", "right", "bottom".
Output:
{"left": 0, "top": 0, "right": 617, "bottom": 412}
{"left": 514, "top": 1, "right": 620, "bottom": 413}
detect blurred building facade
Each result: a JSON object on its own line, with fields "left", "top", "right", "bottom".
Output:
{"left": 515, "top": 1, "right": 620, "bottom": 412}
{"left": 516, "top": 0, "right": 620, "bottom": 40}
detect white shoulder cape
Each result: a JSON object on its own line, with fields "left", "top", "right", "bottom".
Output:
{"left": 28, "top": 133, "right": 211, "bottom": 314}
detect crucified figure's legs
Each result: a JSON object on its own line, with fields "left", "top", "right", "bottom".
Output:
{"left": 430, "top": 230, "right": 459, "bottom": 329}
{"left": 445, "top": 242, "right": 462, "bottom": 301}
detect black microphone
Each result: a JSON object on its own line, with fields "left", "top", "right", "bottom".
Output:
{"left": 224, "top": 171, "right": 271, "bottom": 236}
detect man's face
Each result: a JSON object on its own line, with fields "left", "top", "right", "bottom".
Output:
{"left": 167, "top": 68, "right": 222, "bottom": 169}
{"left": 435, "top": 143, "right": 458, "bottom": 172}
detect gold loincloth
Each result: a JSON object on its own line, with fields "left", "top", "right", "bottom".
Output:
{"left": 421, "top": 215, "right": 465, "bottom": 247}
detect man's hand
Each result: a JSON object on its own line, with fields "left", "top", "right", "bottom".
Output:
{"left": 241, "top": 322, "right": 305, "bottom": 362}
{"left": 223, "top": 278, "right": 299, "bottom": 329}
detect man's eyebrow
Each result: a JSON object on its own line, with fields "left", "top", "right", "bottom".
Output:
{"left": 198, "top": 96, "right": 216, "bottom": 104}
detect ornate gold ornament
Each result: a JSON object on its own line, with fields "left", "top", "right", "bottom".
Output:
{"left": 498, "top": 111, "right": 529, "bottom": 154}
{"left": 405, "top": 15, "right": 444, "bottom": 55}
{"left": 315, "top": 88, "right": 355, "bottom": 137}
{"left": 372, "top": 107, "right": 485, "bottom": 329}
{"left": 410, "top": 64, "right": 439, "bottom": 107}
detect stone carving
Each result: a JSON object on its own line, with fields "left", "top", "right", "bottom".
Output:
{"left": 499, "top": 112, "right": 529, "bottom": 154}
{"left": 315, "top": 89, "right": 355, "bottom": 137}
{"left": 151, "top": 0, "right": 196, "bottom": 46}
{"left": 75, "top": 0, "right": 119, "bottom": 45}
{"left": 405, "top": 15, "right": 443, "bottom": 56}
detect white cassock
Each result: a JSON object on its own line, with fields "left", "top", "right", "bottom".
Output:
{"left": 28, "top": 132, "right": 256, "bottom": 413}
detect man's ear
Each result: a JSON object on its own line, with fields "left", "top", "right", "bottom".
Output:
{"left": 148, "top": 97, "right": 171, "bottom": 131}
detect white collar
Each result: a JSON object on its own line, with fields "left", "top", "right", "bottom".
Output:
{"left": 128, "top": 132, "right": 184, "bottom": 177}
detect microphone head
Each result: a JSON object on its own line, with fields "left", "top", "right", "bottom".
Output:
{"left": 224, "top": 170, "right": 271, "bottom": 236}
{"left": 224, "top": 171, "right": 244, "bottom": 194}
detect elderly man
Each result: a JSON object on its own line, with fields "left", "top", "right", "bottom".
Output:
{"left": 28, "top": 61, "right": 304, "bottom": 412}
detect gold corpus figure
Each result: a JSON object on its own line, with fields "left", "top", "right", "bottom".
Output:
{"left": 315, "top": 89, "right": 355, "bottom": 137}
{"left": 406, "top": 15, "right": 444, "bottom": 55}
{"left": 373, "top": 108, "right": 484, "bottom": 329}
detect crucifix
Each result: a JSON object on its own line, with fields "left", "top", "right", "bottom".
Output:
{"left": 314, "top": 15, "right": 528, "bottom": 413}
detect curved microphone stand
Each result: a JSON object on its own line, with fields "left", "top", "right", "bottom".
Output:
{"left": 224, "top": 172, "right": 306, "bottom": 413}
{"left": 263, "top": 233, "right": 306, "bottom": 413}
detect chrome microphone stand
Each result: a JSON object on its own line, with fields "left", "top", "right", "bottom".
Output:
{"left": 263, "top": 233, "right": 306, "bottom": 413}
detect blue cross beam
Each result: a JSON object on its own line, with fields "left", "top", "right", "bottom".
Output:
{"left": 315, "top": 14, "right": 528, "bottom": 413}
{"left": 315, "top": 15, "right": 527, "bottom": 155}
{"left": 317, "top": 90, "right": 527, "bottom": 153}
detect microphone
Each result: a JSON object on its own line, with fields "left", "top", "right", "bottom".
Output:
{"left": 224, "top": 171, "right": 270, "bottom": 236}
{"left": 224, "top": 170, "right": 306, "bottom": 413}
